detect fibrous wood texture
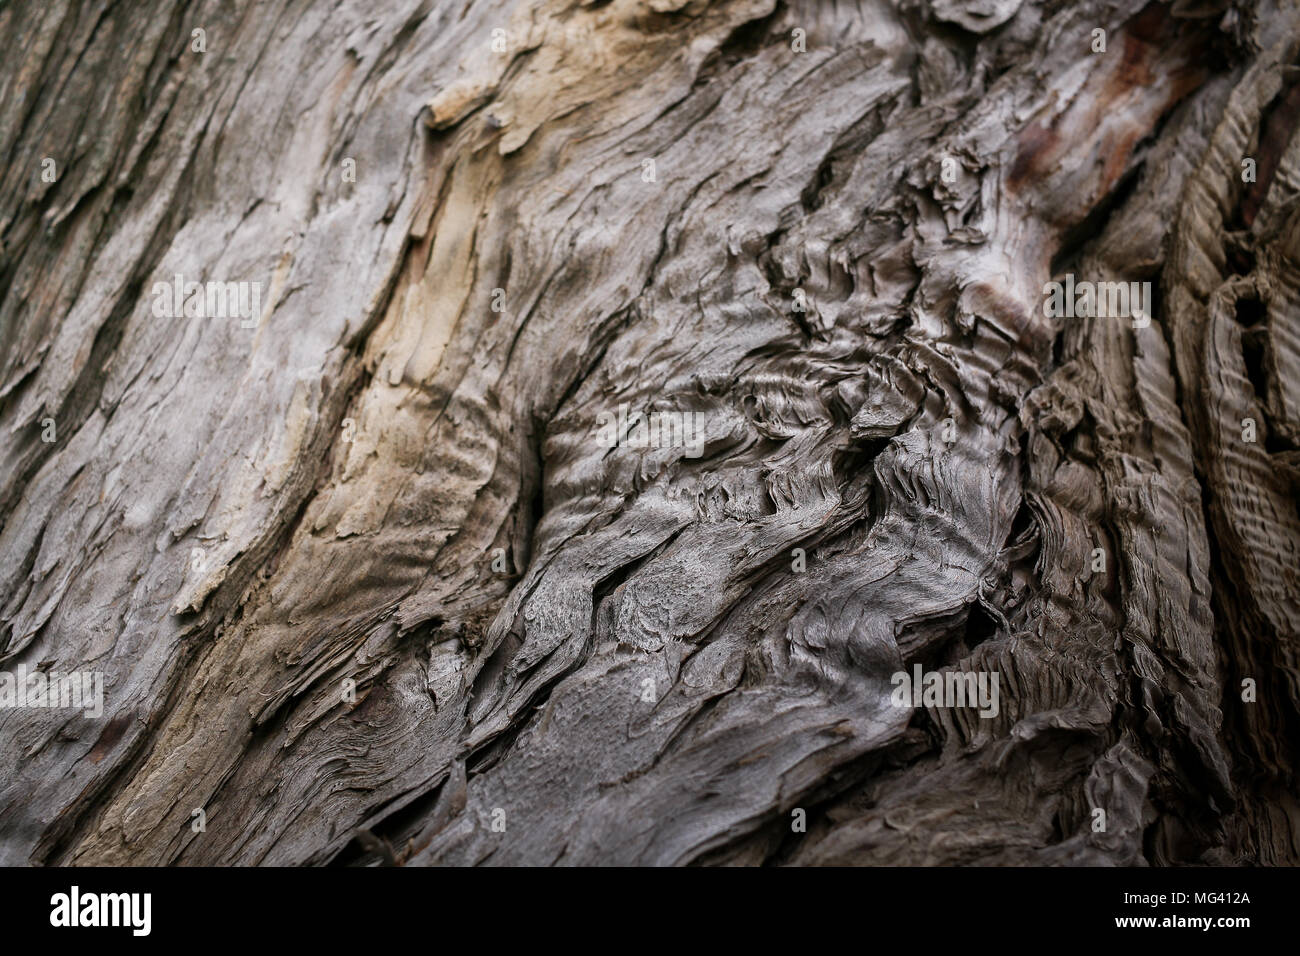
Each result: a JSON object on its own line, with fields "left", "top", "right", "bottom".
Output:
{"left": 1, "top": 0, "right": 1299, "bottom": 866}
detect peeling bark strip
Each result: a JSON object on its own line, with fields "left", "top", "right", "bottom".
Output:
{"left": 0, "top": 0, "right": 1298, "bottom": 867}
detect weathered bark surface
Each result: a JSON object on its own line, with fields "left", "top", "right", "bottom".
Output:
{"left": 1, "top": 0, "right": 1298, "bottom": 866}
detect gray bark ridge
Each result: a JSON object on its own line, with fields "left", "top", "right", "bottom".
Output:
{"left": 1, "top": 0, "right": 1298, "bottom": 866}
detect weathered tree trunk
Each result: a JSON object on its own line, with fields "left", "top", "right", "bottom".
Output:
{"left": 1, "top": 0, "right": 1298, "bottom": 866}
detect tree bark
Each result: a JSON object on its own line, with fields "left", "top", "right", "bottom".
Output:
{"left": 1, "top": 0, "right": 1298, "bottom": 866}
